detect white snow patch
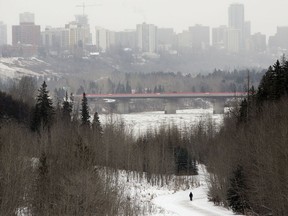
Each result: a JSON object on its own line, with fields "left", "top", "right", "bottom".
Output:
{"left": 152, "top": 165, "right": 242, "bottom": 216}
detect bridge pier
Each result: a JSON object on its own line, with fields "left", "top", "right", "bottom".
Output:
{"left": 165, "top": 99, "right": 178, "bottom": 114}
{"left": 117, "top": 99, "right": 130, "bottom": 114}
{"left": 213, "top": 99, "right": 225, "bottom": 114}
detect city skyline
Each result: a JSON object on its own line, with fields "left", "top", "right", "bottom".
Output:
{"left": 1, "top": 0, "right": 288, "bottom": 44}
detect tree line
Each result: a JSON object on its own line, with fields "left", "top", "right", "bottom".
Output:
{"left": 193, "top": 58, "right": 288, "bottom": 215}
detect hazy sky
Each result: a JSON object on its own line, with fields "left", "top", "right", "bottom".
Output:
{"left": 1, "top": 0, "right": 288, "bottom": 43}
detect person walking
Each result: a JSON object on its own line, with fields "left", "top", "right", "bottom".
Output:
{"left": 189, "top": 192, "right": 193, "bottom": 201}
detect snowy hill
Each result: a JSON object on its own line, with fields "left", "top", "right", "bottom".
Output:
{"left": 0, "top": 57, "right": 58, "bottom": 80}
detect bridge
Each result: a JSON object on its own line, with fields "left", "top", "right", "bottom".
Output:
{"left": 78, "top": 92, "right": 246, "bottom": 114}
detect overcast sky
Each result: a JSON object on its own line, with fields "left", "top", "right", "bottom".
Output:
{"left": 1, "top": 0, "right": 288, "bottom": 43}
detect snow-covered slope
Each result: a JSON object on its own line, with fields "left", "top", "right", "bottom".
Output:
{"left": 0, "top": 57, "right": 56, "bottom": 80}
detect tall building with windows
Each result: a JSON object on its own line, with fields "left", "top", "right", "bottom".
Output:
{"left": 228, "top": 3, "right": 251, "bottom": 51}
{"left": 212, "top": 26, "right": 228, "bottom": 49}
{"left": 42, "top": 27, "right": 70, "bottom": 50}
{"left": 228, "top": 4, "right": 244, "bottom": 31}
{"left": 157, "top": 28, "right": 176, "bottom": 51}
{"left": 0, "top": 21, "right": 7, "bottom": 45}
{"left": 136, "top": 23, "right": 157, "bottom": 53}
{"left": 75, "top": 15, "right": 92, "bottom": 45}
{"left": 226, "top": 28, "right": 241, "bottom": 53}
{"left": 95, "top": 27, "right": 115, "bottom": 52}
{"left": 12, "top": 12, "right": 41, "bottom": 46}
{"left": 251, "top": 33, "right": 266, "bottom": 52}
{"left": 189, "top": 24, "right": 210, "bottom": 50}
{"left": 114, "top": 30, "right": 136, "bottom": 50}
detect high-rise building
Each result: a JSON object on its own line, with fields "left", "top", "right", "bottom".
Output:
{"left": 212, "top": 25, "right": 228, "bottom": 49}
{"left": 65, "top": 22, "right": 86, "bottom": 49}
{"left": 275, "top": 26, "right": 288, "bottom": 49}
{"left": 189, "top": 25, "right": 210, "bottom": 50}
{"left": 177, "top": 30, "right": 190, "bottom": 48}
{"left": 157, "top": 28, "right": 176, "bottom": 51}
{"left": 12, "top": 13, "right": 41, "bottom": 46}
{"left": 268, "top": 26, "right": 288, "bottom": 52}
{"left": 228, "top": 3, "right": 245, "bottom": 50}
{"left": 114, "top": 30, "right": 136, "bottom": 49}
{"left": 41, "top": 27, "right": 70, "bottom": 50}
{"left": 136, "top": 23, "right": 157, "bottom": 53}
{"left": 251, "top": 33, "right": 266, "bottom": 52}
{"left": 226, "top": 28, "right": 241, "bottom": 53}
{"left": 75, "top": 15, "right": 92, "bottom": 45}
{"left": 228, "top": 4, "right": 244, "bottom": 30}
{"left": 0, "top": 21, "right": 7, "bottom": 45}
{"left": 95, "top": 27, "right": 115, "bottom": 52}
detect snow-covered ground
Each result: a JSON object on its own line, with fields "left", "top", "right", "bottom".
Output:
{"left": 152, "top": 165, "right": 240, "bottom": 216}
{"left": 0, "top": 57, "right": 55, "bottom": 80}
{"left": 99, "top": 108, "right": 240, "bottom": 216}
{"left": 105, "top": 164, "right": 240, "bottom": 216}
{"left": 99, "top": 108, "right": 224, "bottom": 137}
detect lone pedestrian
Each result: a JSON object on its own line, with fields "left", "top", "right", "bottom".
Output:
{"left": 189, "top": 192, "right": 193, "bottom": 201}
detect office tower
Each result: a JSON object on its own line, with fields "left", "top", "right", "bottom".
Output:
{"left": 114, "top": 30, "right": 136, "bottom": 49}
{"left": 95, "top": 27, "right": 115, "bottom": 52}
{"left": 226, "top": 28, "right": 241, "bottom": 53}
{"left": 42, "top": 27, "right": 70, "bottom": 50}
{"left": 228, "top": 3, "right": 245, "bottom": 50}
{"left": 275, "top": 26, "right": 288, "bottom": 49}
{"left": 12, "top": 12, "right": 41, "bottom": 46}
{"left": 189, "top": 25, "right": 210, "bottom": 50}
{"left": 251, "top": 33, "right": 266, "bottom": 52}
{"left": 228, "top": 4, "right": 244, "bottom": 30}
{"left": 136, "top": 23, "right": 157, "bottom": 53}
{"left": 0, "top": 21, "right": 7, "bottom": 45}
{"left": 212, "top": 25, "right": 228, "bottom": 49}
{"left": 157, "top": 28, "right": 176, "bottom": 51}
{"left": 177, "top": 30, "right": 190, "bottom": 48}
{"left": 75, "top": 15, "right": 92, "bottom": 45}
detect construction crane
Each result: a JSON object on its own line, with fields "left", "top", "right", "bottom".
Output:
{"left": 76, "top": 2, "right": 101, "bottom": 16}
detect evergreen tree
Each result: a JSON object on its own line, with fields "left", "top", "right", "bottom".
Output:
{"left": 81, "top": 92, "right": 90, "bottom": 126}
{"left": 31, "top": 81, "right": 54, "bottom": 132}
{"left": 92, "top": 112, "right": 102, "bottom": 135}
{"left": 174, "top": 146, "right": 198, "bottom": 175}
{"left": 62, "top": 91, "right": 72, "bottom": 122}
{"left": 227, "top": 165, "right": 250, "bottom": 214}
{"left": 125, "top": 81, "right": 132, "bottom": 93}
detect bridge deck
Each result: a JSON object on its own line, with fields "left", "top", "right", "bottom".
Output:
{"left": 81, "top": 92, "right": 246, "bottom": 99}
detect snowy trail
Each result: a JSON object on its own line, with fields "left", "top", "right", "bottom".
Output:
{"left": 153, "top": 188, "right": 235, "bottom": 216}
{"left": 152, "top": 165, "right": 239, "bottom": 216}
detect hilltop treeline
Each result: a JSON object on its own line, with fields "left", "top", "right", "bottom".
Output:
{"left": 68, "top": 69, "right": 264, "bottom": 97}
{"left": 195, "top": 59, "right": 288, "bottom": 215}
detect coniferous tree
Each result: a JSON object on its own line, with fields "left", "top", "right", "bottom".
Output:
{"left": 81, "top": 92, "right": 90, "bottom": 126}
{"left": 227, "top": 165, "right": 250, "bottom": 214}
{"left": 125, "top": 81, "right": 132, "bottom": 93}
{"left": 62, "top": 91, "right": 72, "bottom": 122}
{"left": 174, "top": 146, "right": 198, "bottom": 175}
{"left": 31, "top": 81, "right": 54, "bottom": 133}
{"left": 92, "top": 112, "right": 102, "bottom": 135}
